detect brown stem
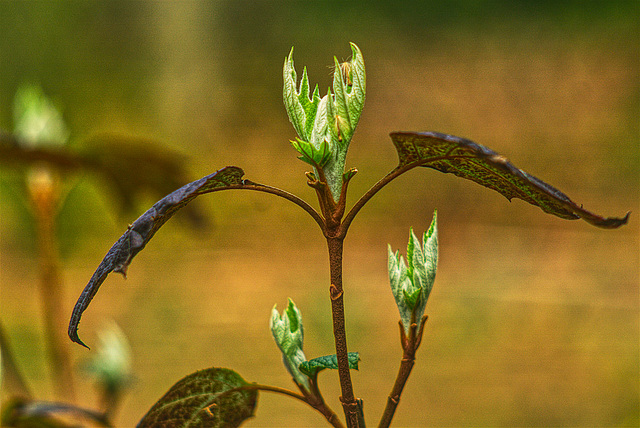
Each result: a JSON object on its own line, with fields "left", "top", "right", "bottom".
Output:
{"left": 327, "top": 236, "right": 363, "bottom": 428}
{"left": 29, "top": 169, "right": 76, "bottom": 402}
{"left": 233, "top": 383, "right": 344, "bottom": 428}
{"left": 342, "top": 164, "right": 415, "bottom": 233}
{"left": 304, "top": 377, "right": 346, "bottom": 428}
{"left": 233, "top": 181, "right": 325, "bottom": 229}
{"left": 378, "top": 315, "right": 428, "bottom": 428}
{"left": 251, "top": 168, "right": 363, "bottom": 426}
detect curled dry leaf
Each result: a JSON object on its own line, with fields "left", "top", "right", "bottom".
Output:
{"left": 390, "top": 131, "right": 629, "bottom": 229}
{"left": 68, "top": 166, "right": 245, "bottom": 348}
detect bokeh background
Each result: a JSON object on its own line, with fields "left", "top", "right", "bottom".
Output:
{"left": 1, "top": 1, "right": 638, "bottom": 426}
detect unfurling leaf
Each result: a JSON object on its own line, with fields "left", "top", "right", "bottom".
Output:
{"left": 68, "top": 166, "right": 245, "bottom": 348}
{"left": 390, "top": 131, "right": 629, "bottom": 228}
{"left": 284, "top": 43, "right": 366, "bottom": 201}
{"left": 137, "top": 368, "right": 257, "bottom": 428}
{"left": 299, "top": 352, "right": 360, "bottom": 377}
{"left": 270, "top": 299, "right": 310, "bottom": 391}
{"left": 290, "top": 137, "right": 332, "bottom": 167}
{"left": 283, "top": 48, "right": 321, "bottom": 143}
{"left": 389, "top": 211, "right": 438, "bottom": 335}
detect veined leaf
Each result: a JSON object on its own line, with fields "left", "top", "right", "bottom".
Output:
{"left": 299, "top": 352, "right": 360, "bottom": 377}
{"left": 390, "top": 131, "right": 629, "bottom": 229}
{"left": 137, "top": 368, "right": 257, "bottom": 428}
{"left": 68, "top": 166, "right": 245, "bottom": 348}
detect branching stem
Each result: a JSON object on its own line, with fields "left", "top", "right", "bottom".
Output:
{"left": 343, "top": 164, "right": 415, "bottom": 232}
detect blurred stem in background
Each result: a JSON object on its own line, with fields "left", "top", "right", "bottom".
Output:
{"left": 13, "top": 84, "right": 77, "bottom": 402}
{"left": 1, "top": 83, "right": 203, "bottom": 425}
{"left": 27, "top": 165, "right": 76, "bottom": 402}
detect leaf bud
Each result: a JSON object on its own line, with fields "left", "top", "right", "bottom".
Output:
{"left": 388, "top": 211, "right": 438, "bottom": 335}
{"left": 269, "top": 299, "right": 310, "bottom": 391}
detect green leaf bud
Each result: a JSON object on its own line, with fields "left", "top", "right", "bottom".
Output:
{"left": 283, "top": 43, "right": 366, "bottom": 201}
{"left": 269, "top": 299, "right": 310, "bottom": 390}
{"left": 388, "top": 211, "right": 438, "bottom": 335}
{"left": 83, "top": 321, "right": 133, "bottom": 397}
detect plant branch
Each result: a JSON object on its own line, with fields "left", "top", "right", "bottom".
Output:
{"left": 378, "top": 315, "right": 428, "bottom": 428}
{"left": 342, "top": 165, "right": 412, "bottom": 233}
{"left": 237, "top": 180, "right": 326, "bottom": 229}
{"left": 327, "top": 236, "right": 364, "bottom": 428}
{"left": 305, "top": 163, "right": 364, "bottom": 427}
{"left": 232, "top": 383, "right": 344, "bottom": 428}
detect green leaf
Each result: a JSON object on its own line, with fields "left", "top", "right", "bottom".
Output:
{"left": 137, "top": 368, "right": 257, "bottom": 428}
{"left": 402, "top": 286, "right": 422, "bottom": 310}
{"left": 283, "top": 48, "right": 321, "bottom": 142}
{"left": 390, "top": 131, "right": 629, "bottom": 229}
{"left": 298, "top": 352, "right": 360, "bottom": 377}
{"left": 290, "top": 138, "right": 331, "bottom": 167}
{"left": 421, "top": 211, "right": 438, "bottom": 302}
{"left": 68, "top": 166, "right": 245, "bottom": 348}
{"left": 333, "top": 43, "right": 366, "bottom": 146}
{"left": 320, "top": 43, "right": 366, "bottom": 201}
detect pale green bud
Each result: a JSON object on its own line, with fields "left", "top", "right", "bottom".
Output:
{"left": 388, "top": 211, "right": 438, "bottom": 335}
{"left": 269, "top": 299, "right": 310, "bottom": 390}
{"left": 13, "top": 84, "right": 69, "bottom": 147}
{"left": 84, "top": 321, "right": 133, "bottom": 395}
{"left": 283, "top": 43, "right": 366, "bottom": 201}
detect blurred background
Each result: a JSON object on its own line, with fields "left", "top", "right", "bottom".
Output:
{"left": 0, "top": 1, "right": 638, "bottom": 426}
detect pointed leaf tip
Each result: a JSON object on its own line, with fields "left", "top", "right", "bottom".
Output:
{"left": 389, "top": 131, "right": 629, "bottom": 229}
{"left": 68, "top": 166, "right": 245, "bottom": 348}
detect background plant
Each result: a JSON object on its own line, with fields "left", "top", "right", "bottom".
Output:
{"left": 1, "top": 2, "right": 636, "bottom": 426}
{"left": 0, "top": 85, "right": 207, "bottom": 426}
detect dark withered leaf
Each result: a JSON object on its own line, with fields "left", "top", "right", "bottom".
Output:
{"left": 78, "top": 134, "right": 197, "bottom": 217}
{"left": 0, "top": 130, "right": 84, "bottom": 170}
{"left": 1, "top": 397, "right": 111, "bottom": 427}
{"left": 68, "top": 166, "right": 245, "bottom": 348}
{"left": 0, "top": 131, "right": 208, "bottom": 226}
{"left": 390, "top": 131, "right": 629, "bottom": 229}
{"left": 137, "top": 368, "right": 257, "bottom": 428}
